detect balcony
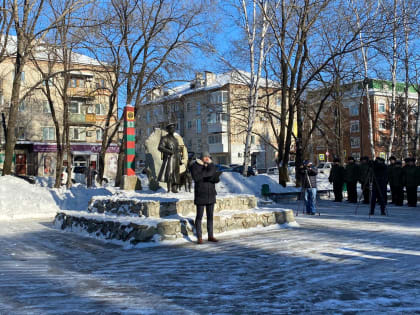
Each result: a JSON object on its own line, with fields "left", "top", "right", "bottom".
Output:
{"left": 67, "top": 87, "right": 95, "bottom": 99}
{"left": 209, "top": 143, "right": 229, "bottom": 154}
{"left": 69, "top": 113, "right": 96, "bottom": 125}
{"left": 208, "top": 121, "right": 227, "bottom": 133}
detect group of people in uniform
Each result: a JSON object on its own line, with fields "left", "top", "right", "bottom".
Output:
{"left": 329, "top": 156, "right": 419, "bottom": 215}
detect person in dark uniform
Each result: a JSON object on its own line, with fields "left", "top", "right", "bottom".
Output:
{"left": 387, "top": 156, "right": 397, "bottom": 204}
{"left": 190, "top": 151, "right": 220, "bottom": 244}
{"left": 345, "top": 156, "right": 359, "bottom": 203}
{"left": 370, "top": 157, "right": 388, "bottom": 215}
{"left": 388, "top": 160, "right": 404, "bottom": 206}
{"left": 403, "top": 158, "right": 419, "bottom": 207}
{"left": 329, "top": 157, "right": 345, "bottom": 202}
{"left": 359, "top": 156, "right": 370, "bottom": 204}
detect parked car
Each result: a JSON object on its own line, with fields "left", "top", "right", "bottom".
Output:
{"left": 317, "top": 162, "right": 332, "bottom": 174}
{"left": 227, "top": 165, "right": 256, "bottom": 177}
{"left": 215, "top": 164, "right": 231, "bottom": 172}
{"left": 267, "top": 167, "right": 279, "bottom": 175}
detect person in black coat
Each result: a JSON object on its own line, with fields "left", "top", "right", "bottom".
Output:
{"left": 359, "top": 156, "right": 370, "bottom": 204}
{"left": 329, "top": 157, "right": 345, "bottom": 202}
{"left": 190, "top": 151, "right": 220, "bottom": 244}
{"left": 344, "top": 156, "right": 360, "bottom": 203}
{"left": 370, "top": 157, "right": 388, "bottom": 215}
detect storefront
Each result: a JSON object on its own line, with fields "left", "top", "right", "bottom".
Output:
{"left": 33, "top": 143, "right": 120, "bottom": 179}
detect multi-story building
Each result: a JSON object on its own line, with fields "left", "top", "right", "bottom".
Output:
{"left": 307, "top": 79, "right": 419, "bottom": 163}
{"left": 136, "top": 71, "right": 282, "bottom": 169}
{"left": 0, "top": 37, "right": 119, "bottom": 178}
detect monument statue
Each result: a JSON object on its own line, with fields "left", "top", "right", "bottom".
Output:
{"left": 144, "top": 125, "right": 188, "bottom": 192}
{"left": 157, "top": 123, "right": 182, "bottom": 193}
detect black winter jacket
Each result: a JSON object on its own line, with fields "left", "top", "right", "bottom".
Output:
{"left": 190, "top": 160, "right": 218, "bottom": 205}
{"left": 372, "top": 161, "right": 388, "bottom": 188}
{"left": 329, "top": 164, "right": 345, "bottom": 184}
{"left": 299, "top": 166, "right": 318, "bottom": 189}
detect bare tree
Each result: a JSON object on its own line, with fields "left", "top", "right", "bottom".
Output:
{"left": 107, "top": 0, "right": 208, "bottom": 186}
{"left": 2, "top": 0, "right": 86, "bottom": 176}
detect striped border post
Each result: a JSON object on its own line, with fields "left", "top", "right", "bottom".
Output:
{"left": 124, "top": 106, "right": 136, "bottom": 176}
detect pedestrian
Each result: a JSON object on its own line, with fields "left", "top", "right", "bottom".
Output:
{"left": 299, "top": 160, "right": 318, "bottom": 215}
{"left": 387, "top": 156, "right": 397, "bottom": 204}
{"left": 328, "top": 157, "right": 345, "bottom": 202}
{"left": 388, "top": 160, "right": 404, "bottom": 206}
{"left": 190, "top": 151, "right": 220, "bottom": 244}
{"left": 359, "top": 156, "right": 370, "bottom": 204}
{"left": 403, "top": 158, "right": 419, "bottom": 207}
{"left": 344, "top": 156, "right": 359, "bottom": 203}
{"left": 370, "top": 157, "right": 388, "bottom": 216}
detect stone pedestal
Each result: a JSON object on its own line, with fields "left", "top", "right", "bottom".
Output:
{"left": 120, "top": 175, "right": 142, "bottom": 191}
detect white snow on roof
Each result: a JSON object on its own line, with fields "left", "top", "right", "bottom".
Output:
{"left": 144, "top": 70, "right": 279, "bottom": 105}
{"left": 0, "top": 34, "right": 102, "bottom": 66}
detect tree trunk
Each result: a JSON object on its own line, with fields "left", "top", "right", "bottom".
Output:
{"left": 386, "top": 0, "right": 398, "bottom": 159}
{"left": 2, "top": 62, "right": 24, "bottom": 175}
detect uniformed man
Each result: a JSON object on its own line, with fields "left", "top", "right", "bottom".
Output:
{"left": 403, "top": 158, "right": 419, "bottom": 207}
{"left": 359, "top": 156, "right": 370, "bottom": 204}
{"left": 329, "top": 157, "right": 345, "bottom": 202}
{"left": 344, "top": 156, "right": 359, "bottom": 203}
{"left": 388, "top": 160, "right": 404, "bottom": 206}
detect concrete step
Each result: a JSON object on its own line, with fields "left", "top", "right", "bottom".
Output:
{"left": 54, "top": 207, "right": 296, "bottom": 245}
{"left": 88, "top": 195, "right": 257, "bottom": 218}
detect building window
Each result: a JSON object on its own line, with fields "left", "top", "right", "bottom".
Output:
{"left": 87, "top": 105, "right": 94, "bottom": 114}
{"left": 42, "top": 127, "right": 55, "bottom": 140}
{"left": 70, "top": 127, "right": 86, "bottom": 141}
{"left": 350, "top": 137, "right": 360, "bottom": 148}
{"left": 196, "top": 102, "right": 201, "bottom": 115}
{"left": 96, "top": 129, "right": 103, "bottom": 140}
{"left": 42, "top": 77, "right": 54, "bottom": 86}
{"left": 146, "top": 111, "right": 150, "bottom": 123}
{"left": 208, "top": 134, "right": 222, "bottom": 144}
{"left": 378, "top": 102, "right": 386, "bottom": 113}
{"left": 69, "top": 101, "right": 80, "bottom": 114}
{"left": 147, "top": 127, "right": 151, "bottom": 136}
{"left": 95, "top": 103, "right": 105, "bottom": 115}
{"left": 350, "top": 105, "right": 359, "bottom": 116}
{"left": 379, "top": 152, "right": 386, "bottom": 159}
{"left": 79, "top": 79, "right": 85, "bottom": 88}
{"left": 21, "top": 71, "right": 25, "bottom": 82}
{"left": 210, "top": 91, "right": 228, "bottom": 104}
{"left": 251, "top": 135, "right": 255, "bottom": 144}
{"left": 379, "top": 119, "right": 386, "bottom": 130}
{"left": 276, "top": 96, "right": 281, "bottom": 106}
{"left": 18, "top": 101, "right": 25, "bottom": 112}
{"left": 43, "top": 101, "right": 51, "bottom": 113}
{"left": 351, "top": 152, "right": 360, "bottom": 160}
{"left": 187, "top": 121, "right": 192, "bottom": 129}
{"left": 350, "top": 120, "right": 359, "bottom": 133}
{"left": 69, "top": 78, "right": 77, "bottom": 88}
{"left": 15, "top": 127, "right": 25, "bottom": 140}
{"left": 187, "top": 102, "right": 192, "bottom": 111}
{"left": 196, "top": 119, "right": 201, "bottom": 133}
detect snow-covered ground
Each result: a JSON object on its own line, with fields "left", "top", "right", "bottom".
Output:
{"left": 0, "top": 172, "right": 332, "bottom": 221}
{"left": 0, "top": 201, "right": 419, "bottom": 313}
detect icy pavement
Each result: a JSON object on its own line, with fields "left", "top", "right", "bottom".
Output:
{"left": 0, "top": 201, "right": 420, "bottom": 314}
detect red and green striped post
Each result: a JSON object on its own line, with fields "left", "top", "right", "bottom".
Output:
{"left": 124, "top": 106, "right": 136, "bottom": 176}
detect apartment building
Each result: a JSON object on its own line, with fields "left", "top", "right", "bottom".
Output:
{"left": 136, "top": 71, "right": 282, "bottom": 169}
{"left": 307, "top": 79, "right": 419, "bottom": 163}
{"left": 0, "top": 37, "right": 119, "bottom": 178}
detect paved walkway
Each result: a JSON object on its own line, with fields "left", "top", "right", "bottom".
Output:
{"left": 1, "top": 201, "right": 420, "bottom": 314}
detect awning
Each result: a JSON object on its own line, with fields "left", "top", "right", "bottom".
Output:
{"left": 69, "top": 70, "right": 94, "bottom": 77}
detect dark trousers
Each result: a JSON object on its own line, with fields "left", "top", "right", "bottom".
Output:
{"left": 370, "top": 185, "right": 387, "bottom": 214}
{"left": 362, "top": 184, "right": 370, "bottom": 204}
{"left": 333, "top": 182, "right": 343, "bottom": 202}
{"left": 347, "top": 182, "right": 358, "bottom": 203}
{"left": 406, "top": 186, "right": 418, "bottom": 207}
{"left": 393, "top": 186, "right": 404, "bottom": 206}
{"left": 195, "top": 204, "right": 214, "bottom": 239}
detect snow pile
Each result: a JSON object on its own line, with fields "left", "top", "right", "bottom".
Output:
{"left": 218, "top": 172, "right": 300, "bottom": 196}
{"left": 0, "top": 176, "right": 60, "bottom": 221}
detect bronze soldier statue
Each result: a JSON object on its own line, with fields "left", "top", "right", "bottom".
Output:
{"left": 157, "top": 123, "right": 181, "bottom": 193}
